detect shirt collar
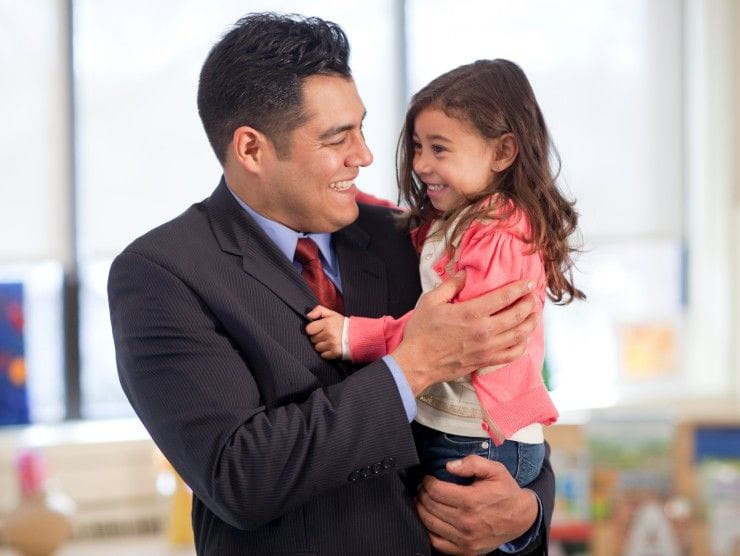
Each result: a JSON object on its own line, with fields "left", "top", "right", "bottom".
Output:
{"left": 226, "top": 182, "right": 337, "bottom": 272}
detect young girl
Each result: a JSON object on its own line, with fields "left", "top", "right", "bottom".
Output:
{"left": 306, "top": 59, "right": 584, "bottom": 487}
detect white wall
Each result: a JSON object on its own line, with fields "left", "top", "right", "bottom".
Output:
{"left": 73, "top": 0, "right": 404, "bottom": 260}
{"left": 0, "top": 0, "right": 72, "bottom": 265}
{"left": 0, "top": 0, "right": 738, "bottom": 418}
{"left": 683, "top": 0, "right": 737, "bottom": 403}
{"left": 732, "top": 0, "right": 740, "bottom": 404}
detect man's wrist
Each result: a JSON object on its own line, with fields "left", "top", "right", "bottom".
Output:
{"left": 390, "top": 344, "right": 428, "bottom": 396}
{"left": 498, "top": 491, "right": 543, "bottom": 553}
{"left": 382, "top": 355, "right": 417, "bottom": 421}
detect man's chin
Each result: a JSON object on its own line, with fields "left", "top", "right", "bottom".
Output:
{"left": 327, "top": 203, "right": 360, "bottom": 232}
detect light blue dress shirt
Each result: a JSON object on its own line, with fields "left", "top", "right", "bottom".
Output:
{"left": 227, "top": 185, "right": 417, "bottom": 421}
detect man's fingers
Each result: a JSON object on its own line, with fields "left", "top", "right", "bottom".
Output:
{"left": 418, "top": 490, "right": 482, "bottom": 555}
{"left": 468, "top": 278, "right": 535, "bottom": 318}
{"left": 417, "top": 493, "right": 461, "bottom": 544}
{"left": 428, "top": 531, "right": 462, "bottom": 555}
{"left": 489, "top": 292, "right": 537, "bottom": 331}
{"left": 419, "top": 458, "right": 510, "bottom": 511}
{"left": 446, "top": 455, "right": 509, "bottom": 482}
{"left": 456, "top": 309, "right": 537, "bottom": 369}
{"left": 428, "top": 532, "right": 472, "bottom": 556}
{"left": 490, "top": 310, "right": 538, "bottom": 351}
{"left": 418, "top": 476, "right": 468, "bottom": 518}
{"left": 424, "top": 271, "right": 467, "bottom": 305}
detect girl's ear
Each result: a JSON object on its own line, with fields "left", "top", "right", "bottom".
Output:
{"left": 491, "top": 132, "right": 518, "bottom": 172}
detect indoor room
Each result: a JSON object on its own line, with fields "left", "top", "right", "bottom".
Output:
{"left": 0, "top": 1, "right": 738, "bottom": 555}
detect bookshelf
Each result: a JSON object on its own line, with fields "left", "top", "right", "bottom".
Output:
{"left": 546, "top": 419, "right": 740, "bottom": 555}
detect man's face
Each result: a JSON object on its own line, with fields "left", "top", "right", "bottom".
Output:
{"left": 257, "top": 75, "right": 373, "bottom": 233}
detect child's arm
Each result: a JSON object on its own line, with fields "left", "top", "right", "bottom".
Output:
{"left": 346, "top": 310, "right": 414, "bottom": 363}
{"left": 305, "top": 211, "right": 422, "bottom": 364}
{"left": 305, "top": 305, "right": 414, "bottom": 363}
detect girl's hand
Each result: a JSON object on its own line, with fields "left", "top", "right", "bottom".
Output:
{"left": 305, "top": 305, "right": 345, "bottom": 359}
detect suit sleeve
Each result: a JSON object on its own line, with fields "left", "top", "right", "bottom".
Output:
{"left": 108, "top": 251, "right": 419, "bottom": 531}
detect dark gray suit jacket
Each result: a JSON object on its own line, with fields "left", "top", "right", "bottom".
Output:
{"left": 108, "top": 180, "right": 553, "bottom": 555}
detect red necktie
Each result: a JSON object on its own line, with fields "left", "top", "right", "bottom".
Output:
{"left": 294, "top": 238, "right": 344, "bottom": 313}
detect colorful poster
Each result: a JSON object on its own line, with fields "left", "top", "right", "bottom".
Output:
{"left": 619, "top": 321, "right": 679, "bottom": 380}
{"left": 0, "top": 283, "right": 29, "bottom": 425}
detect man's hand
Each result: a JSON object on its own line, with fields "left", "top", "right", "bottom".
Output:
{"left": 392, "top": 273, "right": 538, "bottom": 395}
{"left": 305, "top": 305, "right": 345, "bottom": 359}
{"left": 416, "top": 456, "right": 539, "bottom": 555}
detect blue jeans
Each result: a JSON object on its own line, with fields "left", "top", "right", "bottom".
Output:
{"left": 412, "top": 422, "right": 545, "bottom": 486}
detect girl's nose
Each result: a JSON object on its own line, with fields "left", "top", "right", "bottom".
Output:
{"left": 413, "top": 153, "right": 431, "bottom": 176}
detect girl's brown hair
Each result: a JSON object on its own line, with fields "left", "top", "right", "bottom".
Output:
{"left": 398, "top": 59, "right": 585, "bottom": 304}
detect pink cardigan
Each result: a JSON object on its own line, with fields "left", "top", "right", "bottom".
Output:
{"left": 348, "top": 206, "right": 558, "bottom": 443}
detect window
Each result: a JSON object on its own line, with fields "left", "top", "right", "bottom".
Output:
{"left": 405, "top": 0, "right": 690, "bottom": 409}
{"left": 0, "top": 0, "right": 69, "bottom": 422}
{"left": 73, "top": 0, "right": 405, "bottom": 418}
{"left": 1, "top": 0, "right": 736, "bottom": 424}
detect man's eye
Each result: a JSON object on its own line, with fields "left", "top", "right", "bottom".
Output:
{"left": 330, "top": 136, "right": 347, "bottom": 146}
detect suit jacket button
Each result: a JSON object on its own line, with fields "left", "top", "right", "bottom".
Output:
{"left": 348, "top": 471, "right": 360, "bottom": 482}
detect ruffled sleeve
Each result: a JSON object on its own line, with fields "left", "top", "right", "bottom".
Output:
{"left": 446, "top": 216, "right": 555, "bottom": 444}
{"left": 449, "top": 218, "right": 546, "bottom": 305}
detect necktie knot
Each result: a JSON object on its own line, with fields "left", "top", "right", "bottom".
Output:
{"left": 294, "top": 238, "right": 344, "bottom": 313}
{"left": 295, "top": 238, "right": 321, "bottom": 265}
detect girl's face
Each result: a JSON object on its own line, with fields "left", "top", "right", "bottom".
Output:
{"left": 412, "top": 108, "right": 498, "bottom": 213}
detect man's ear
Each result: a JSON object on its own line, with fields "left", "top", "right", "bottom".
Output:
{"left": 230, "top": 125, "right": 272, "bottom": 174}
{"left": 491, "top": 132, "right": 518, "bottom": 172}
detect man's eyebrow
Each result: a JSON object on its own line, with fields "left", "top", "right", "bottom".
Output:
{"left": 318, "top": 124, "right": 354, "bottom": 141}
{"left": 318, "top": 111, "right": 367, "bottom": 141}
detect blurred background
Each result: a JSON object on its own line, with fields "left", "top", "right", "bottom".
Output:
{"left": 0, "top": 0, "right": 737, "bottom": 554}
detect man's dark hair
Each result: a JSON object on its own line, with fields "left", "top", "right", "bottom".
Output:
{"left": 197, "top": 12, "right": 352, "bottom": 163}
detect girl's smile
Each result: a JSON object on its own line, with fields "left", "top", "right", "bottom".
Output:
{"left": 412, "top": 108, "right": 501, "bottom": 213}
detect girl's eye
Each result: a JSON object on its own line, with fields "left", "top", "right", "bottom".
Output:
{"left": 412, "top": 141, "right": 422, "bottom": 152}
{"left": 431, "top": 144, "right": 446, "bottom": 154}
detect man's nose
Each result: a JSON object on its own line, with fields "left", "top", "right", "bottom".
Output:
{"left": 347, "top": 135, "right": 373, "bottom": 167}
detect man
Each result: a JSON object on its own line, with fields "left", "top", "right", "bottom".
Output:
{"left": 108, "top": 13, "right": 553, "bottom": 555}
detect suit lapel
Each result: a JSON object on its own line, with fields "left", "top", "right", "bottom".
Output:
{"left": 334, "top": 222, "right": 389, "bottom": 318}
{"left": 206, "top": 179, "right": 388, "bottom": 320}
{"left": 206, "top": 179, "right": 318, "bottom": 318}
